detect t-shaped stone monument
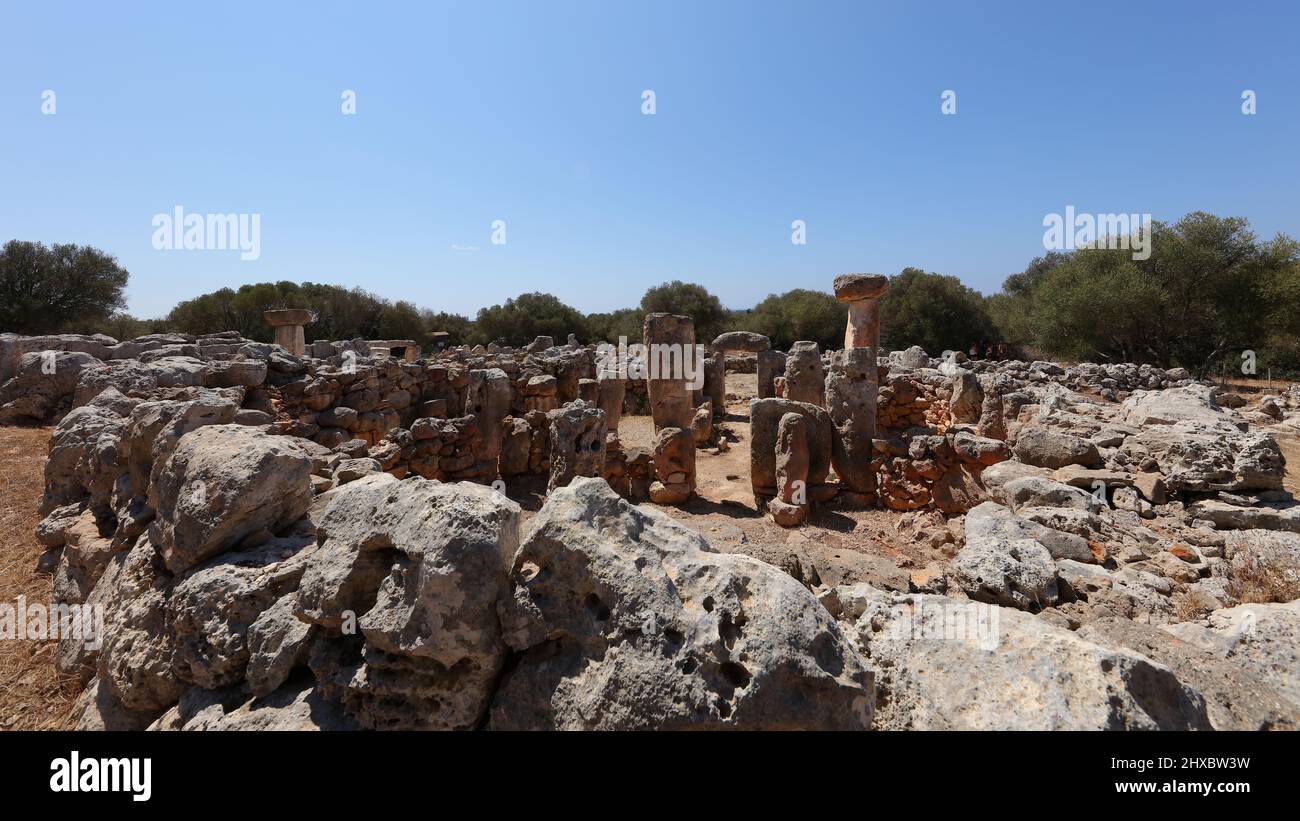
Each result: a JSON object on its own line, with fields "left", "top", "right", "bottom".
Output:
{"left": 829, "top": 273, "right": 888, "bottom": 505}
{"left": 263, "top": 308, "right": 315, "bottom": 357}
{"left": 833, "top": 273, "right": 888, "bottom": 352}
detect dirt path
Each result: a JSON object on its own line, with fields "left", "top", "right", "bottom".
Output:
{"left": 0, "top": 426, "right": 76, "bottom": 730}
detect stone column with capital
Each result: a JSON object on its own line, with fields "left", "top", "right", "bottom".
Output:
{"left": 833, "top": 273, "right": 888, "bottom": 352}
{"left": 263, "top": 308, "right": 315, "bottom": 357}
{"left": 829, "top": 273, "right": 888, "bottom": 505}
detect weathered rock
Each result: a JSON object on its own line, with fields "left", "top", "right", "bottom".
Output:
{"left": 1122, "top": 384, "right": 1229, "bottom": 427}
{"left": 750, "top": 398, "right": 833, "bottom": 500}
{"left": 930, "top": 462, "right": 987, "bottom": 514}
{"left": 546, "top": 400, "right": 607, "bottom": 492}
{"left": 297, "top": 475, "right": 520, "bottom": 730}
{"left": 1012, "top": 427, "right": 1100, "bottom": 469}
{"left": 596, "top": 368, "right": 625, "bottom": 435}
{"left": 1079, "top": 617, "right": 1300, "bottom": 730}
{"left": 0, "top": 350, "right": 102, "bottom": 424}
{"left": 711, "top": 331, "right": 770, "bottom": 353}
{"left": 491, "top": 478, "right": 874, "bottom": 729}
{"left": 1162, "top": 601, "right": 1300, "bottom": 716}
{"left": 954, "top": 502, "right": 1060, "bottom": 610}
{"left": 756, "top": 349, "right": 786, "bottom": 399}
{"left": 783, "top": 341, "right": 825, "bottom": 406}
{"left": 149, "top": 425, "right": 314, "bottom": 574}
{"left": 833, "top": 586, "right": 1211, "bottom": 730}
{"left": 649, "top": 426, "right": 694, "bottom": 504}
{"left": 825, "top": 347, "right": 877, "bottom": 495}
{"left": 168, "top": 535, "right": 316, "bottom": 690}
{"left": 948, "top": 369, "right": 984, "bottom": 424}
{"left": 772, "top": 412, "right": 809, "bottom": 526}
{"left": 1127, "top": 422, "right": 1284, "bottom": 492}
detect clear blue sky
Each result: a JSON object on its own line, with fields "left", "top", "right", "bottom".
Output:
{"left": 2, "top": 0, "right": 1297, "bottom": 319}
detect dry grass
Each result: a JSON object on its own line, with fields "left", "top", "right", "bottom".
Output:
{"left": 1227, "top": 546, "right": 1300, "bottom": 606}
{"left": 0, "top": 426, "right": 78, "bottom": 730}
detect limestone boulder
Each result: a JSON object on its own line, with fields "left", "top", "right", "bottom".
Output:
{"left": 1125, "top": 422, "right": 1284, "bottom": 492}
{"left": 149, "top": 425, "right": 314, "bottom": 574}
{"left": 0, "top": 350, "right": 102, "bottom": 423}
{"left": 953, "top": 502, "right": 1060, "bottom": 610}
{"left": 833, "top": 585, "right": 1211, "bottom": 730}
{"left": 296, "top": 475, "right": 520, "bottom": 730}
{"left": 1012, "top": 427, "right": 1100, "bottom": 469}
{"left": 491, "top": 478, "right": 874, "bottom": 730}
{"left": 711, "top": 331, "right": 770, "bottom": 353}
{"left": 1079, "top": 617, "right": 1300, "bottom": 730}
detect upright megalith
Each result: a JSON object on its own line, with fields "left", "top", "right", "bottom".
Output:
{"left": 263, "top": 309, "right": 315, "bottom": 357}
{"left": 750, "top": 398, "right": 834, "bottom": 507}
{"left": 832, "top": 273, "right": 888, "bottom": 352}
{"left": 546, "top": 400, "right": 607, "bottom": 492}
{"left": 771, "top": 412, "right": 810, "bottom": 527}
{"left": 783, "top": 341, "right": 825, "bottom": 407}
{"left": 825, "top": 347, "right": 878, "bottom": 503}
{"left": 643, "top": 313, "right": 698, "bottom": 431}
{"left": 757, "top": 349, "right": 786, "bottom": 399}
{"left": 596, "top": 368, "right": 625, "bottom": 440}
{"left": 702, "top": 353, "right": 725, "bottom": 419}
{"left": 650, "top": 426, "right": 695, "bottom": 504}
{"left": 466, "top": 368, "right": 512, "bottom": 475}
{"left": 643, "top": 313, "right": 699, "bottom": 503}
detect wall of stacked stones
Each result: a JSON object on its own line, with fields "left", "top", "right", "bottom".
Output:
{"left": 4, "top": 329, "right": 1208, "bottom": 529}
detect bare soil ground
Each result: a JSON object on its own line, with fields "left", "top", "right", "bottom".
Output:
{"left": 619, "top": 374, "right": 941, "bottom": 574}
{"left": 0, "top": 426, "right": 76, "bottom": 730}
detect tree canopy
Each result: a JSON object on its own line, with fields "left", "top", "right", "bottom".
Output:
{"left": 1007, "top": 213, "right": 1300, "bottom": 375}
{"left": 9, "top": 210, "right": 1298, "bottom": 377}
{"left": 0, "top": 240, "right": 129, "bottom": 334}
{"left": 879, "top": 267, "right": 999, "bottom": 355}
{"left": 639, "top": 281, "right": 729, "bottom": 342}
{"left": 472, "top": 292, "right": 589, "bottom": 347}
{"left": 745, "top": 289, "right": 846, "bottom": 350}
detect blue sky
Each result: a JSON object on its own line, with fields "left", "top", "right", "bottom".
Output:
{"left": 2, "top": 0, "right": 1297, "bottom": 319}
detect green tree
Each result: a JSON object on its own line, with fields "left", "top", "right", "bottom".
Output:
{"left": 419, "top": 310, "right": 474, "bottom": 348}
{"left": 472, "top": 292, "right": 587, "bottom": 346}
{"left": 639, "top": 281, "right": 728, "bottom": 341}
{"left": 880, "top": 267, "right": 998, "bottom": 354}
{"left": 1021, "top": 213, "right": 1300, "bottom": 375}
{"left": 584, "top": 308, "right": 643, "bottom": 344}
{"left": 747, "top": 289, "right": 846, "bottom": 350}
{"left": 0, "top": 240, "right": 130, "bottom": 334}
{"left": 987, "top": 252, "right": 1069, "bottom": 347}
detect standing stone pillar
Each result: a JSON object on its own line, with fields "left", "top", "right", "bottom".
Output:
{"left": 644, "top": 313, "right": 698, "bottom": 503}
{"left": 596, "top": 368, "right": 625, "bottom": 440}
{"left": 833, "top": 273, "right": 888, "bottom": 352}
{"left": 466, "top": 367, "right": 512, "bottom": 476}
{"left": 783, "top": 341, "right": 825, "bottom": 406}
{"left": 702, "top": 353, "right": 725, "bottom": 419}
{"left": 546, "top": 400, "right": 607, "bottom": 492}
{"left": 826, "top": 347, "right": 878, "bottom": 505}
{"left": 770, "top": 412, "right": 810, "bottom": 527}
{"left": 757, "top": 349, "right": 786, "bottom": 399}
{"left": 263, "top": 309, "right": 315, "bottom": 357}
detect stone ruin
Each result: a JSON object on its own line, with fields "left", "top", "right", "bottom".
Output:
{"left": 4, "top": 268, "right": 1300, "bottom": 731}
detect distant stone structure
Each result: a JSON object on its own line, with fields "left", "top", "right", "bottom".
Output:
{"left": 263, "top": 308, "right": 314, "bottom": 357}
{"left": 643, "top": 312, "right": 697, "bottom": 504}
{"left": 368, "top": 339, "right": 422, "bottom": 362}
